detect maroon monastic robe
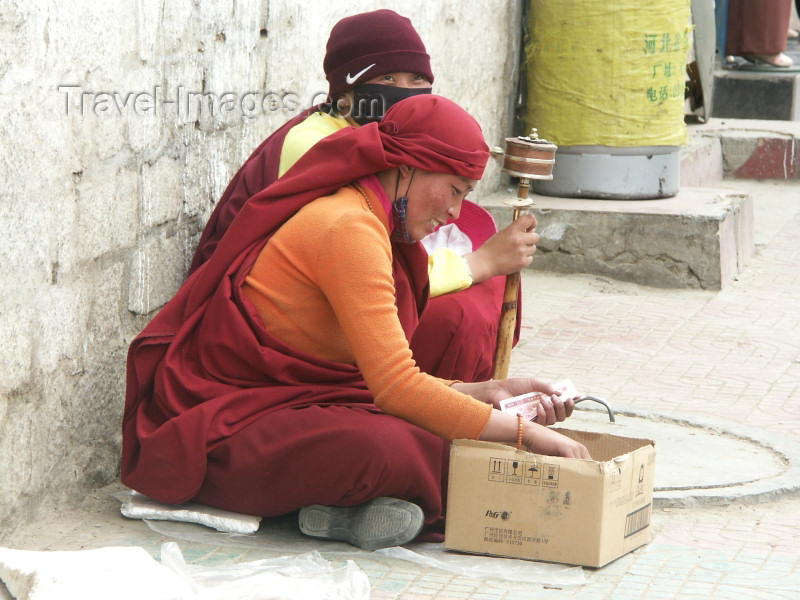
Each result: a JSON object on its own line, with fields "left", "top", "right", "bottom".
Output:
{"left": 188, "top": 105, "right": 517, "bottom": 383}
{"left": 122, "top": 96, "right": 492, "bottom": 532}
{"left": 726, "top": 0, "right": 793, "bottom": 56}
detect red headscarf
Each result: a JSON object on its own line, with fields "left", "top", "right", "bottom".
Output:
{"left": 122, "top": 95, "right": 489, "bottom": 503}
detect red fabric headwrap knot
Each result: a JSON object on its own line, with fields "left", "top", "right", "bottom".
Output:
{"left": 378, "top": 95, "right": 489, "bottom": 180}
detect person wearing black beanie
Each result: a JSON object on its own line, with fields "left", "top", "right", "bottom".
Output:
{"left": 190, "top": 9, "right": 540, "bottom": 387}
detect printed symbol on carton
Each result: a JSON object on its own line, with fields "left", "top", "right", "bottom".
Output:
{"left": 524, "top": 461, "right": 541, "bottom": 486}
{"left": 506, "top": 459, "right": 524, "bottom": 484}
{"left": 610, "top": 466, "right": 623, "bottom": 492}
{"left": 635, "top": 464, "right": 645, "bottom": 496}
{"left": 542, "top": 464, "right": 560, "bottom": 488}
{"left": 489, "top": 457, "right": 506, "bottom": 482}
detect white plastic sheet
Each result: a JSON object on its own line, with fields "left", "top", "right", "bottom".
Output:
{"left": 375, "top": 545, "right": 586, "bottom": 586}
{"left": 0, "top": 546, "right": 191, "bottom": 600}
{"left": 0, "top": 544, "right": 369, "bottom": 600}
{"left": 144, "top": 519, "right": 587, "bottom": 588}
{"left": 160, "top": 543, "right": 370, "bottom": 600}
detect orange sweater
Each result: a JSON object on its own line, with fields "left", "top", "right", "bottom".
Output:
{"left": 242, "top": 185, "right": 492, "bottom": 440}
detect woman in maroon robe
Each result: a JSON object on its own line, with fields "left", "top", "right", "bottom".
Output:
{"left": 122, "top": 95, "right": 587, "bottom": 550}
{"left": 188, "top": 9, "right": 531, "bottom": 384}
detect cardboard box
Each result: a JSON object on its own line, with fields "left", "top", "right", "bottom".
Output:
{"left": 444, "top": 429, "right": 656, "bottom": 567}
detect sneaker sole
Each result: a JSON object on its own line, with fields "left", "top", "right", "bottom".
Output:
{"left": 298, "top": 497, "right": 424, "bottom": 551}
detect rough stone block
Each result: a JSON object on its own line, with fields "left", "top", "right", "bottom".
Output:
{"left": 482, "top": 187, "right": 754, "bottom": 290}
{"left": 0, "top": 299, "right": 33, "bottom": 393}
{"left": 128, "top": 228, "right": 187, "bottom": 315}
{"left": 34, "top": 283, "right": 90, "bottom": 375}
{"left": 88, "top": 262, "right": 125, "bottom": 348}
{"left": 75, "top": 165, "right": 138, "bottom": 262}
{"left": 141, "top": 155, "right": 184, "bottom": 228}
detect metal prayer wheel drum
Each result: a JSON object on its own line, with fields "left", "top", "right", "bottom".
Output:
{"left": 501, "top": 129, "right": 557, "bottom": 181}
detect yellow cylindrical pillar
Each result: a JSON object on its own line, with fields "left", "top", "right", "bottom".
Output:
{"left": 527, "top": 0, "right": 692, "bottom": 199}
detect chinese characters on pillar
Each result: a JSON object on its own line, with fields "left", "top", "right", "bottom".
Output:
{"left": 644, "top": 31, "right": 689, "bottom": 104}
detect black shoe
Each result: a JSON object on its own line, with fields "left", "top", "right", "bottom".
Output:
{"left": 298, "top": 497, "right": 424, "bottom": 551}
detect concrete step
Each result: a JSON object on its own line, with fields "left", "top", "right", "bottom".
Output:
{"left": 688, "top": 118, "right": 800, "bottom": 180}
{"left": 483, "top": 186, "right": 753, "bottom": 291}
{"left": 712, "top": 69, "right": 800, "bottom": 122}
{"left": 711, "top": 38, "right": 800, "bottom": 122}
{"left": 680, "top": 131, "right": 723, "bottom": 188}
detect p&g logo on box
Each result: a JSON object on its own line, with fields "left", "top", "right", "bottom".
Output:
{"left": 485, "top": 509, "right": 512, "bottom": 520}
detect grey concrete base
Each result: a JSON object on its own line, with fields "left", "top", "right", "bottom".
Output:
{"left": 483, "top": 187, "right": 754, "bottom": 290}
{"left": 531, "top": 146, "right": 681, "bottom": 200}
{"left": 686, "top": 118, "right": 800, "bottom": 180}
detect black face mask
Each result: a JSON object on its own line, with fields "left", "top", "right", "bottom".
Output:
{"left": 348, "top": 84, "right": 432, "bottom": 126}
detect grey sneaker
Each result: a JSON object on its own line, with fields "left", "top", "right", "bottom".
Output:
{"left": 298, "top": 497, "right": 424, "bottom": 551}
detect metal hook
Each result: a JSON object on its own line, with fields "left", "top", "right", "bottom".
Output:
{"left": 575, "top": 395, "right": 616, "bottom": 423}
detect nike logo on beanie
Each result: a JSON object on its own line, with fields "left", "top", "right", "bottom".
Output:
{"left": 345, "top": 63, "right": 376, "bottom": 85}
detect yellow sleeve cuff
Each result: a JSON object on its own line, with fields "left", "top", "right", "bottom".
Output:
{"left": 428, "top": 248, "right": 472, "bottom": 298}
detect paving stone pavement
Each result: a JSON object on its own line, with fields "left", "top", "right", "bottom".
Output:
{"left": 0, "top": 179, "right": 798, "bottom": 599}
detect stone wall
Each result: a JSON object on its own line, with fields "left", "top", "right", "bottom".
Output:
{"left": 0, "top": 0, "right": 521, "bottom": 531}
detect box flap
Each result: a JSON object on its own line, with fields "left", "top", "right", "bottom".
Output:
{"left": 452, "top": 432, "right": 655, "bottom": 465}
{"left": 552, "top": 428, "right": 655, "bottom": 463}
{"left": 451, "top": 438, "right": 512, "bottom": 452}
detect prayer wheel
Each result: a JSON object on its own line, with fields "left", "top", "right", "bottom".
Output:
{"left": 500, "top": 129, "right": 557, "bottom": 181}
{"left": 492, "top": 130, "right": 556, "bottom": 381}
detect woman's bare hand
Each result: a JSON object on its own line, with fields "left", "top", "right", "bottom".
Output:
{"left": 463, "top": 214, "right": 539, "bottom": 282}
{"left": 522, "top": 421, "right": 591, "bottom": 459}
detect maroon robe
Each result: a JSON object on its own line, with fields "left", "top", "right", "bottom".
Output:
{"left": 188, "top": 105, "right": 518, "bottom": 383}
{"left": 726, "top": 0, "right": 792, "bottom": 56}
{"left": 122, "top": 96, "right": 490, "bottom": 533}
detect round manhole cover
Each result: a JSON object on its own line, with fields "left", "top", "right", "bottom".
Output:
{"left": 559, "top": 406, "right": 796, "bottom": 506}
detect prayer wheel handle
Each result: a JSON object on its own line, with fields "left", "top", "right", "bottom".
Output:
{"left": 491, "top": 129, "right": 557, "bottom": 380}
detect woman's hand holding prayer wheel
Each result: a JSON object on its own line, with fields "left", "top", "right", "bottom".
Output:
{"left": 463, "top": 214, "right": 539, "bottom": 283}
